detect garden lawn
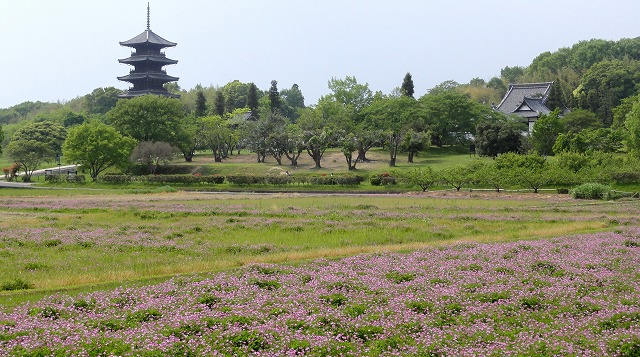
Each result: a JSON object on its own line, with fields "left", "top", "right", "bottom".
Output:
{"left": 0, "top": 231, "right": 638, "bottom": 356}
{"left": 0, "top": 190, "right": 636, "bottom": 306}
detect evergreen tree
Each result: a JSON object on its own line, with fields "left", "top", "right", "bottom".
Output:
{"left": 247, "top": 82, "right": 260, "bottom": 120}
{"left": 401, "top": 72, "right": 415, "bottom": 98}
{"left": 195, "top": 91, "right": 207, "bottom": 117}
{"left": 269, "top": 80, "right": 282, "bottom": 113}
{"left": 214, "top": 91, "right": 225, "bottom": 117}
{"left": 545, "top": 80, "right": 564, "bottom": 111}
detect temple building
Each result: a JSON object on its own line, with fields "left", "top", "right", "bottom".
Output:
{"left": 494, "top": 82, "right": 553, "bottom": 133}
{"left": 117, "top": 4, "right": 179, "bottom": 98}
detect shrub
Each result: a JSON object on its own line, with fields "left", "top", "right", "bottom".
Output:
{"left": 200, "top": 175, "right": 225, "bottom": 184}
{"left": 1, "top": 278, "right": 33, "bottom": 291}
{"left": 100, "top": 175, "right": 132, "bottom": 184}
{"left": 226, "top": 175, "right": 264, "bottom": 185}
{"left": 370, "top": 173, "right": 397, "bottom": 186}
{"left": 333, "top": 175, "right": 365, "bottom": 185}
{"left": 611, "top": 171, "right": 640, "bottom": 184}
{"left": 44, "top": 174, "right": 86, "bottom": 184}
{"left": 571, "top": 183, "right": 612, "bottom": 200}
{"left": 265, "top": 175, "right": 293, "bottom": 185}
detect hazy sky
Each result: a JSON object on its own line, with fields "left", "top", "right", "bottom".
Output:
{"left": 1, "top": 0, "right": 639, "bottom": 109}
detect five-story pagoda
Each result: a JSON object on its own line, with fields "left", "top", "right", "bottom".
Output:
{"left": 118, "top": 4, "right": 179, "bottom": 98}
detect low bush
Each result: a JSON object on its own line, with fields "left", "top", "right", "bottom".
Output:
{"left": 100, "top": 175, "right": 133, "bottom": 184}
{"left": 99, "top": 174, "right": 225, "bottom": 185}
{"left": 1, "top": 278, "right": 33, "bottom": 291}
{"left": 370, "top": 173, "right": 397, "bottom": 186}
{"left": 45, "top": 175, "right": 86, "bottom": 184}
{"left": 611, "top": 171, "right": 640, "bottom": 184}
{"left": 226, "top": 175, "right": 265, "bottom": 185}
{"left": 571, "top": 183, "right": 612, "bottom": 200}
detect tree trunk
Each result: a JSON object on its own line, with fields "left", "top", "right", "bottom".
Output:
{"left": 408, "top": 152, "right": 414, "bottom": 163}
{"left": 357, "top": 148, "right": 369, "bottom": 162}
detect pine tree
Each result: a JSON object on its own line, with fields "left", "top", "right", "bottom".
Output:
{"left": 214, "top": 91, "right": 225, "bottom": 116}
{"left": 195, "top": 91, "right": 207, "bottom": 117}
{"left": 247, "top": 82, "right": 260, "bottom": 120}
{"left": 401, "top": 72, "right": 415, "bottom": 98}
{"left": 269, "top": 80, "right": 282, "bottom": 113}
{"left": 546, "top": 80, "right": 564, "bottom": 111}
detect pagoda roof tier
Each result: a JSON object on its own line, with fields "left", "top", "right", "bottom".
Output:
{"left": 119, "top": 90, "right": 180, "bottom": 99}
{"left": 117, "top": 72, "right": 179, "bottom": 82}
{"left": 118, "top": 55, "right": 178, "bottom": 65}
{"left": 120, "top": 29, "right": 176, "bottom": 48}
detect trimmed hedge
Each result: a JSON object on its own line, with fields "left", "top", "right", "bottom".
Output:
{"left": 225, "top": 174, "right": 366, "bottom": 186}
{"left": 99, "top": 174, "right": 224, "bottom": 185}
{"left": 370, "top": 173, "right": 397, "bottom": 186}
{"left": 611, "top": 171, "right": 640, "bottom": 184}
{"left": 45, "top": 175, "right": 86, "bottom": 184}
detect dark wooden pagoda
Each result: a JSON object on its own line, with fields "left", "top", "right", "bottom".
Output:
{"left": 117, "top": 4, "right": 179, "bottom": 98}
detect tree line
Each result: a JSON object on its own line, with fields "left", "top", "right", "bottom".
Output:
{"left": 3, "top": 37, "right": 640, "bottom": 181}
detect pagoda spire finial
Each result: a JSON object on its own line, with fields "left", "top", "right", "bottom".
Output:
{"left": 146, "top": 2, "right": 150, "bottom": 30}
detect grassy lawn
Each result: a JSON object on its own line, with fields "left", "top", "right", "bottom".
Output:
{"left": 160, "top": 146, "right": 483, "bottom": 177}
{"left": 1, "top": 188, "right": 636, "bottom": 307}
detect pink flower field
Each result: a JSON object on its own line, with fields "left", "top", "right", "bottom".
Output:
{"left": 1, "top": 230, "right": 638, "bottom": 356}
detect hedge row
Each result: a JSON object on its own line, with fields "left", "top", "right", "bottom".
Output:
{"left": 98, "top": 174, "right": 366, "bottom": 186}
{"left": 226, "top": 174, "right": 366, "bottom": 186}
{"left": 44, "top": 175, "right": 86, "bottom": 183}
{"left": 100, "top": 174, "right": 224, "bottom": 184}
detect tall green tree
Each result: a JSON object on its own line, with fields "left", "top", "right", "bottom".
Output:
{"left": 401, "top": 129, "right": 430, "bottom": 163}
{"left": 62, "top": 122, "right": 136, "bottom": 181}
{"left": 280, "top": 84, "right": 305, "bottom": 121}
{"left": 500, "top": 66, "right": 525, "bottom": 83}
{"left": 11, "top": 121, "right": 67, "bottom": 154}
{"left": 297, "top": 101, "right": 343, "bottom": 169}
{"left": 401, "top": 72, "right": 415, "bottom": 98}
{"left": 419, "top": 90, "right": 479, "bottom": 147}
{"left": 327, "top": 76, "right": 373, "bottom": 113}
{"left": 475, "top": 117, "right": 524, "bottom": 157}
{"left": 246, "top": 82, "right": 260, "bottom": 120}
{"left": 222, "top": 80, "right": 249, "bottom": 113}
{"left": 268, "top": 80, "right": 282, "bottom": 113}
{"left": 575, "top": 59, "right": 640, "bottom": 126}
{"left": 214, "top": 91, "right": 225, "bottom": 117}
{"left": 560, "top": 109, "right": 600, "bottom": 133}
{"left": 195, "top": 90, "right": 207, "bottom": 117}
{"left": 530, "top": 110, "right": 565, "bottom": 156}
{"left": 362, "top": 95, "right": 418, "bottom": 166}
{"left": 106, "top": 95, "right": 186, "bottom": 146}
{"left": 624, "top": 98, "right": 640, "bottom": 158}
{"left": 200, "top": 116, "right": 232, "bottom": 162}
{"left": 85, "top": 87, "right": 122, "bottom": 115}
{"left": 4, "top": 139, "right": 54, "bottom": 181}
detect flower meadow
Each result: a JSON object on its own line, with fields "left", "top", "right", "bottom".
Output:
{"left": 1, "top": 231, "right": 638, "bottom": 356}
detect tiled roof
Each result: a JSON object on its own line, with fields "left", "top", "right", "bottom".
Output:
{"left": 118, "top": 55, "right": 178, "bottom": 65}
{"left": 495, "top": 82, "right": 553, "bottom": 114}
{"left": 120, "top": 29, "right": 176, "bottom": 47}
{"left": 522, "top": 97, "right": 551, "bottom": 115}
{"left": 117, "top": 72, "right": 179, "bottom": 82}
{"left": 118, "top": 90, "right": 180, "bottom": 99}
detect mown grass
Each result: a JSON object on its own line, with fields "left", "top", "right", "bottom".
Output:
{"left": 1, "top": 189, "right": 637, "bottom": 307}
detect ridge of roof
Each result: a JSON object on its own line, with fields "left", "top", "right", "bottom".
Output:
{"left": 120, "top": 29, "right": 177, "bottom": 47}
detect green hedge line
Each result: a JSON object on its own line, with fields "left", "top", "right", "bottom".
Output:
{"left": 226, "top": 174, "right": 366, "bottom": 186}
{"left": 44, "top": 175, "right": 86, "bottom": 183}
{"left": 100, "top": 174, "right": 224, "bottom": 184}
